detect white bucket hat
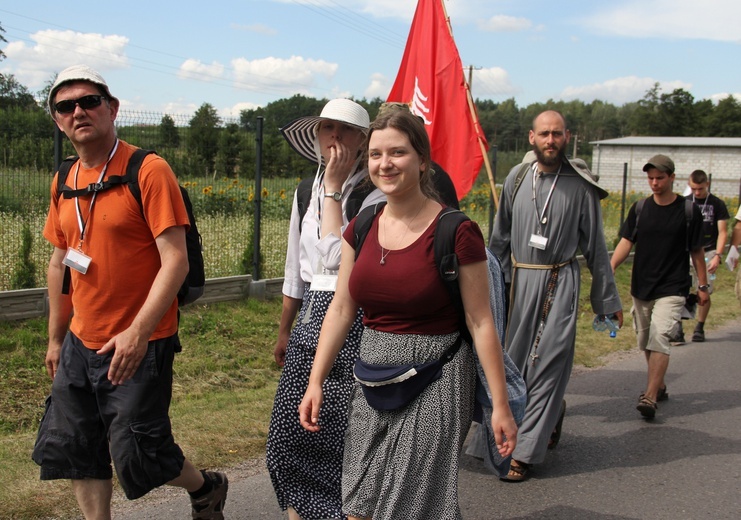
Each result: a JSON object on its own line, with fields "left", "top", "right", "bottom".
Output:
{"left": 48, "top": 64, "right": 118, "bottom": 113}
{"left": 280, "top": 98, "right": 370, "bottom": 165}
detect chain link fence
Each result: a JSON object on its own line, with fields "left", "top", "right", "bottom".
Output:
{"left": 5, "top": 110, "right": 737, "bottom": 293}
{"left": 0, "top": 110, "right": 317, "bottom": 291}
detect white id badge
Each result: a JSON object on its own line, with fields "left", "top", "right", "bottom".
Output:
{"left": 528, "top": 234, "right": 548, "bottom": 250}
{"left": 311, "top": 274, "right": 338, "bottom": 292}
{"left": 63, "top": 248, "right": 92, "bottom": 274}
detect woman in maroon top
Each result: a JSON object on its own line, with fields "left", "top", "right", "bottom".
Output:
{"left": 299, "top": 110, "right": 517, "bottom": 520}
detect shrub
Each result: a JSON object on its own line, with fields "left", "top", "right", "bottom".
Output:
{"left": 11, "top": 224, "right": 37, "bottom": 290}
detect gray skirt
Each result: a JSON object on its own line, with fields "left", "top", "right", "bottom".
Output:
{"left": 342, "top": 328, "right": 476, "bottom": 520}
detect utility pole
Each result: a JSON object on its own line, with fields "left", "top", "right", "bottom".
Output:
{"left": 467, "top": 65, "right": 482, "bottom": 93}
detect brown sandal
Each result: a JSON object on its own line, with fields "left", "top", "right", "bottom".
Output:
{"left": 640, "top": 386, "right": 668, "bottom": 402}
{"left": 636, "top": 396, "right": 657, "bottom": 418}
{"left": 501, "top": 459, "right": 531, "bottom": 482}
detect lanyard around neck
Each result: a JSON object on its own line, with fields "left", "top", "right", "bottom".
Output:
{"left": 532, "top": 164, "right": 560, "bottom": 228}
{"left": 73, "top": 139, "right": 119, "bottom": 250}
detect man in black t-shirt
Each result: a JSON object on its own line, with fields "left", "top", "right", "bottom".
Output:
{"left": 680, "top": 170, "right": 730, "bottom": 342}
{"left": 611, "top": 154, "right": 708, "bottom": 419}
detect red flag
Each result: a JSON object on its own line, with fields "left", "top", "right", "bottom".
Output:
{"left": 387, "top": 0, "right": 487, "bottom": 200}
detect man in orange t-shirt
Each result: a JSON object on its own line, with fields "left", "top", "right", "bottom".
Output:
{"left": 32, "top": 65, "right": 227, "bottom": 519}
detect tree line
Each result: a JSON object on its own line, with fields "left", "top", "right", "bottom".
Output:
{"left": 2, "top": 22, "right": 740, "bottom": 178}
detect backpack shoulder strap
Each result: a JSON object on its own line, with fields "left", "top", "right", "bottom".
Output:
{"left": 630, "top": 197, "right": 648, "bottom": 243}
{"left": 57, "top": 149, "right": 155, "bottom": 201}
{"left": 433, "top": 208, "right": 473, "bottom": 344}
{"left": 511, "top": 162, "right": 532, "bottom": 204}
{"left": 684, "top": 197, "right": 694, "bottom": 251}
{"left": 56, "top": 155, "right": 80, "bottom": 200}
{"left": 123, "top": 149, "right": 156, "bottom": 216}
{"left": 345, "top": 179, "right": 376, "bottom": 221}
{"left": 295, "top": 177, "right": 314, "bottom": 234}
{"left": 353, "top": 201, "right": 387, "bottom": 261}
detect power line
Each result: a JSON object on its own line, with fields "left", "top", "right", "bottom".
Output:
{"left": 0, "top": 6, "right": 401, "bottom": 99}
{"left": 286, "top": 0, "right": 404, "bottom": 48}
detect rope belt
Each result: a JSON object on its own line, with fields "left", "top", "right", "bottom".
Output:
{"left": 511, "top": 257, "right": 574, "bottom": 270}
{"left": 511, "top": 256, "right": 575, "bottom": 365}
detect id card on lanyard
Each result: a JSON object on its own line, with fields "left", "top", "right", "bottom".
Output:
{"left": 529, "top": 167, "right": 560, "bottom": 251}
{"left": 66, "top": 139, "right": 120, "bottom": 276}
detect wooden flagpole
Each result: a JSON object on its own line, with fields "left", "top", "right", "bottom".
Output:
{"left": 440, "top": 0, "right": 499, "bottom": 210}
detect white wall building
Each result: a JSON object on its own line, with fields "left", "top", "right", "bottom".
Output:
{"left": 590, "top": 137, "right": 741, "bottom": 198}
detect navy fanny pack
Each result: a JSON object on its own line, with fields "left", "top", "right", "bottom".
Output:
{"left": 353, "top": 336, "right": 463, "bottom": 411}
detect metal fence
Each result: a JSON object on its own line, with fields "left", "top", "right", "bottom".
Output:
{"left": 3, "top": 110, "right": 738, "bottom": 293}
{"left": 0, "top": 110, "right": 314, "bottom": 291}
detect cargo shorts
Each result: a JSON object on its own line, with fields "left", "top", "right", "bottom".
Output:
{"left": 32, "top": 331, "right": 185, "bottom": 500}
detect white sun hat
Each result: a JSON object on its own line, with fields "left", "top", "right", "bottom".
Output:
{"left": 48, "top": 65, "right": 118, "bottom": 113}
{"left": 280, "top": 98, "right": 370, "bottom": 165}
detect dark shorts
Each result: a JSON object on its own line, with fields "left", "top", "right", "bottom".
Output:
{"left": 32, "top": 332, "right": 185, "bottom": 500}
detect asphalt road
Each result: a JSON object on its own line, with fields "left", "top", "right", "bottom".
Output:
{"left": 113, "top": 319, "right": 741, "bottom": 520}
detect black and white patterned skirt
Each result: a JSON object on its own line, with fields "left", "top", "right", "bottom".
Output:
{"left": 266, "top": 285, "right": 363, "bottom": 520}
{"left": 342, "top": 328, "right": 476, "bottom": 520}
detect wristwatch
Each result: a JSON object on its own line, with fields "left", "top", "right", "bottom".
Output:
{"left": 698, "top": 284, "right": 710, "bottom": 292}
{"left": 324, "top": 191, "right": 342, "bottom": 201}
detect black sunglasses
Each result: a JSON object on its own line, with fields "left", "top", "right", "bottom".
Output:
{"left": 54, "top": 94, "right": 107, "bottom": 114}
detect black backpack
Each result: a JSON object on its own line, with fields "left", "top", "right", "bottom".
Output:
{"left": 56, "top": 149, "right": 205, "bottom": 306}
{"left": 295, "top": 176, "right": 377, "bottom": 233}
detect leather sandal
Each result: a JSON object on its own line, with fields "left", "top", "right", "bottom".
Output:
{"left": 636, "top": 395, "right": 657, "bottom": 418}
{"left": 639, "top": 386, "right": 668, "bottom": 402}
{"left": 501, "top": 459, "right": 530, "bottom": 482}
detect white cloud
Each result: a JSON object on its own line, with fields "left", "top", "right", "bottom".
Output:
{"left": 581, "top": 0, "right": 741, "bottom": 42}
{"left": 223, "top": 101, "right": 262, "bottom": 118}
{"left": 364, "top": 73, "right": 390, "bottom": 99}
{"left": 178, "top": 60, "right": 226, "bottom": 82}
{"left": 709, "top": 92, "right": 741, "bottom": 103}
{"left": 231, "top": 55, "right": 338, "bottom": 94}
{"left": 161, "top": 101, "right": 201, "bottom": 118}
{"left": 558, "top": 76, "right": 692, "bottom": 105}
{"left": 471, "top": 67, "right": 520, "bottom": 98}
{"left": 328, "top": 87, "right": 354, "bottom": 100}
{"left": 3, "top": 30, "right": 129, "bottom": 88}
{"left": 478, "top": 15, "right": 532, "bottom": 32}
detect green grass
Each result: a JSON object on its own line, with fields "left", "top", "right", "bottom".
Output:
{"left": 0, "top": 297, "right": 283, "bottom": 519}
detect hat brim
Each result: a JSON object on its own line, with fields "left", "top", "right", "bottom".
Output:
{"left": 643, "top": 162, "right": 673, "bottom": 174}
{"left": 566, "top": 158, "right": 609, "bottom": 200}
{"left": 280, "top": 115, "right": 369, "bottom": 165}
{"left": 280, "top": 116, "right": 323, "bottom": 165}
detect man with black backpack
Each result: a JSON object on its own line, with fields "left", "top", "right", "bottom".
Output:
{"left": 611, "top": 154, "right": 707, "bottom": 419}
{"left": 32, "top": 65, "right": 226, "bottom": 519}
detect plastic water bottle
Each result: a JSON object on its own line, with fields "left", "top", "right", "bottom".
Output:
{"left": 593, "top": 314, "right": 619, "bottom": 338}
{"left": 706, "top": 256, "right": 716, "bottom": 281}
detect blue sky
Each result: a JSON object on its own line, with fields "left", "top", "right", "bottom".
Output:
{"left": 1, "top": 0, "right": 740, "bottom": 120}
